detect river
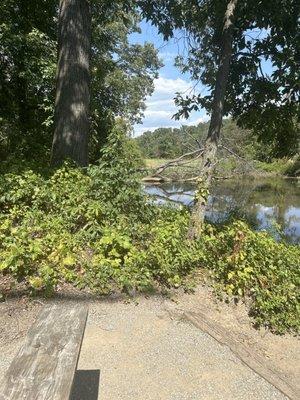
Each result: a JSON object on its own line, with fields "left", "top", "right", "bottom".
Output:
{"left": 144, "top": 177, "right": 300, "bottom": 244}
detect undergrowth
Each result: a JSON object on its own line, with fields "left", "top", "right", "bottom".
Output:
{"left": 0, "top": 124, "right": 299, "bottom": 334}
{"left": 256, "top": 156, "right": 300, "bottom": 176}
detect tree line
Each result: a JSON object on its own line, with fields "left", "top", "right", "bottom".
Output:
{"left": 135, "top": 119, "right": 293, "bottom": 162}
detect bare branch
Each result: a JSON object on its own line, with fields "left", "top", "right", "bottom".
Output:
{"left": 219, "top": 144, "right": 246, "bottom": 160}
{"left": 152, "top": 148, "right": 204, "bottom": 176}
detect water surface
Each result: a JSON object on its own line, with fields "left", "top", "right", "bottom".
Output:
{"left": 144, "top": 177, "right": 300, "bottom": 244}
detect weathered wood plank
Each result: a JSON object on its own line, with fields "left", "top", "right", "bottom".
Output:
{"left": 1, "top": 303, "right": 88, "bottom": 400}
{"left": 185, "top": 311, "right": 299, "bottom": 400}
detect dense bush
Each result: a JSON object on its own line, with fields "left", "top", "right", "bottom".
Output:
{"left": 200, "top": 222, "right": 300, "bottom": 334}
{"left": 284, "top": 156, "right": 300, "bottom": 177}
{"left": 0, "top": 125, "right": 299, "bottom": 334}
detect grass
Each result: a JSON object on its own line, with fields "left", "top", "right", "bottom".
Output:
{"left": 144, "top": 158, "right": 171, "bottom": 169}
{"left": 144, "top": 158, "right": 200, "bottom": 181}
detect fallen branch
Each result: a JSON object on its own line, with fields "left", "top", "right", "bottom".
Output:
{"left": 219, "top": 144, "right": 256, "bottom": 171}
{"left": 152, "top": 148, "right": 204, "bottom": 176}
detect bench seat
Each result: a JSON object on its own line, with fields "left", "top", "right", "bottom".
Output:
{"left": 1, "top": 303, "right": 88, "bottom": 400}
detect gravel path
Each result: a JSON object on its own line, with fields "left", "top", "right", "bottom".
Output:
{"left": 0, "top": 295, "right": 293, "bottom": 400}
{"left": 71, "top": 298, "right": 287, "bottom": 400}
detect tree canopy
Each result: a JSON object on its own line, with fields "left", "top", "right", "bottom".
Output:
{"left": 0, "top": 0, "right": 161, "bottom": 162}
{"left": 141, "top": 0, "right": 300, "bottom": 157}
{"left": 0, "top": 0, "right": 298, "bottom": 164}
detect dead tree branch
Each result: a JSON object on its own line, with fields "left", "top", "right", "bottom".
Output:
{"left": 152, "top": 148, "right": 204, "bottom": 176}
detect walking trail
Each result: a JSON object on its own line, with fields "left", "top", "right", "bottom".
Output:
{"left": 0, "top": 286, "right": 299, "bottom": 400}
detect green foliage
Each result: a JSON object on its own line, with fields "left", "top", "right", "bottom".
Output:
{"left": 283, "top": 156, "right": 300, "bottom": 177}
{"left": 0, "top": 124, "right": 299, "bottom": 333}
{"left": 0, "top": 0, "right": 57, "bottom": 158}
{"left": 200, "top": 221, "right": 300, "bottom": 334}
{"left": 138, "top": 119, "right": 236, "bottom": 160}
{"left": 0, "top": 1, "right": 161, "bottom": 161}
{"left": 0, "top": 123, "right": 153, "bottom": 295}
{"left": 136, "top": 118, "right": 298, "bottom": 177}
{"left": 136, "top": 124, "right": 206, "bottom": 159}
{"left": 256, "top": 157, "right": 300, "bottom": 177}
{"left": 135, "top": 212, "right": 200, "bottom": 287}
{"left": 89, "top": 120, "right": 147, "bottom": 217}
{"left": 89, "top": 3, "right": 161, "bottom": 159}
{"left": 0, "top": 161, "right": 196, "bottom": 296}
{"left": 1, "top": 157, "right": 299, "bottom": 334}
{"left": 141, "top": 0, "right": 299, "bottom": 157}
{"left": 256, "top": 159, "right": 289, "bottom": 175}
{"left": 136, "top": 118, "right": 292, "bottom": 171}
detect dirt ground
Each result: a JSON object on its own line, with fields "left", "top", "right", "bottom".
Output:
{"left": 175, "top": 285, "right": 300, "bottom": 390}
{"left": 0, "top": 285, "right": 299, "bottom": 399}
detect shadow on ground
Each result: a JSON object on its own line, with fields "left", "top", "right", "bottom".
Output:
{"left": 70, "top": 369, "right": 100, "bottom": 400}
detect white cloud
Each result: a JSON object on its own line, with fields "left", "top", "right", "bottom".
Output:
{"left": 144, "top": 110, "right": 171, "bottom": 118}
{"left": 146, "top": 99, "right": 174, "bottom": 109}
{"left": 187, "top": 116, "right": 209, "bottom": 126}
{"left": 134, "top": 76, "right": 208, "bottom": 136}
{"left": 160, "top": 52, "right": 177, "bottom": 62}
{"left": 153, "top": 76, "right": 191, "bottom": 94}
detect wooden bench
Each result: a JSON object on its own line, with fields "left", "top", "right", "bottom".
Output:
{"left": 0, "top": 303, "right": 88, "bottom": 400}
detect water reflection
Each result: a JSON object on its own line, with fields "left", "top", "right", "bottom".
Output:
{"left": 144, "top": 178, "right": 300, "bottom": 244}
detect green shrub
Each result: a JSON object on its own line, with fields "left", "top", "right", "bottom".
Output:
{"left": 200, "top": 221, "right": 300, "bottom": 334}
{"left": 89, "top": 120, "right": 148, "bottom": 219}
{"left": 256, "top": 159, "right": 289, "bottom": 174}
{"left": 284, "top": 156, "right": 300, "bottom": 177}
{"left": 0, "top": 124, "right": 299, "bottom": 334}
{"left": 134, "top": 211, "right": 200, "bottom": 287}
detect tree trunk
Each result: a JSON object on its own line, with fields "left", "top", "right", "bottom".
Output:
{"left": 51, "top": 0, "right": 91, "bottom": 167}
{"left": 187, "top": 0, "right": 238, "bottom": 240}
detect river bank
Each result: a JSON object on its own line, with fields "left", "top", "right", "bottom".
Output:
{"left": 1, "top": 159, "right": 299, "bottom": 335}
{"left": 144, "top": 176, "right": 300, "bottom": 244}
{"left": 143, "top": 157, "right": 300, "bottom": 182}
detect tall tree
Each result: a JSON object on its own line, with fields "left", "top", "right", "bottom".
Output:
{"left": 0, "top": 1, "right": 160, "bottom": 162}
{"left": 141, "top": 0, "right": 299, "bottom": 238}
{"left": 51, "top": 0, "right": 91, "bottom": 167}
{"left": 187, "top": 0, "right": 238, "bottom": 239}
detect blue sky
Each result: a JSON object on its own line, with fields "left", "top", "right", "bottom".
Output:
{"left": 130, "top": 20, "right": 209, "bottom": 136}
{"left": 130, "top": 22, "right": 274, "bottom": 137}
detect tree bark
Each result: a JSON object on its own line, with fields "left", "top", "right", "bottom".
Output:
{"left": 51, "top": 0, "right": 91, "bottom": 167}
{"left": 187, "top": 0, "right": 238, "bottom": 240}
